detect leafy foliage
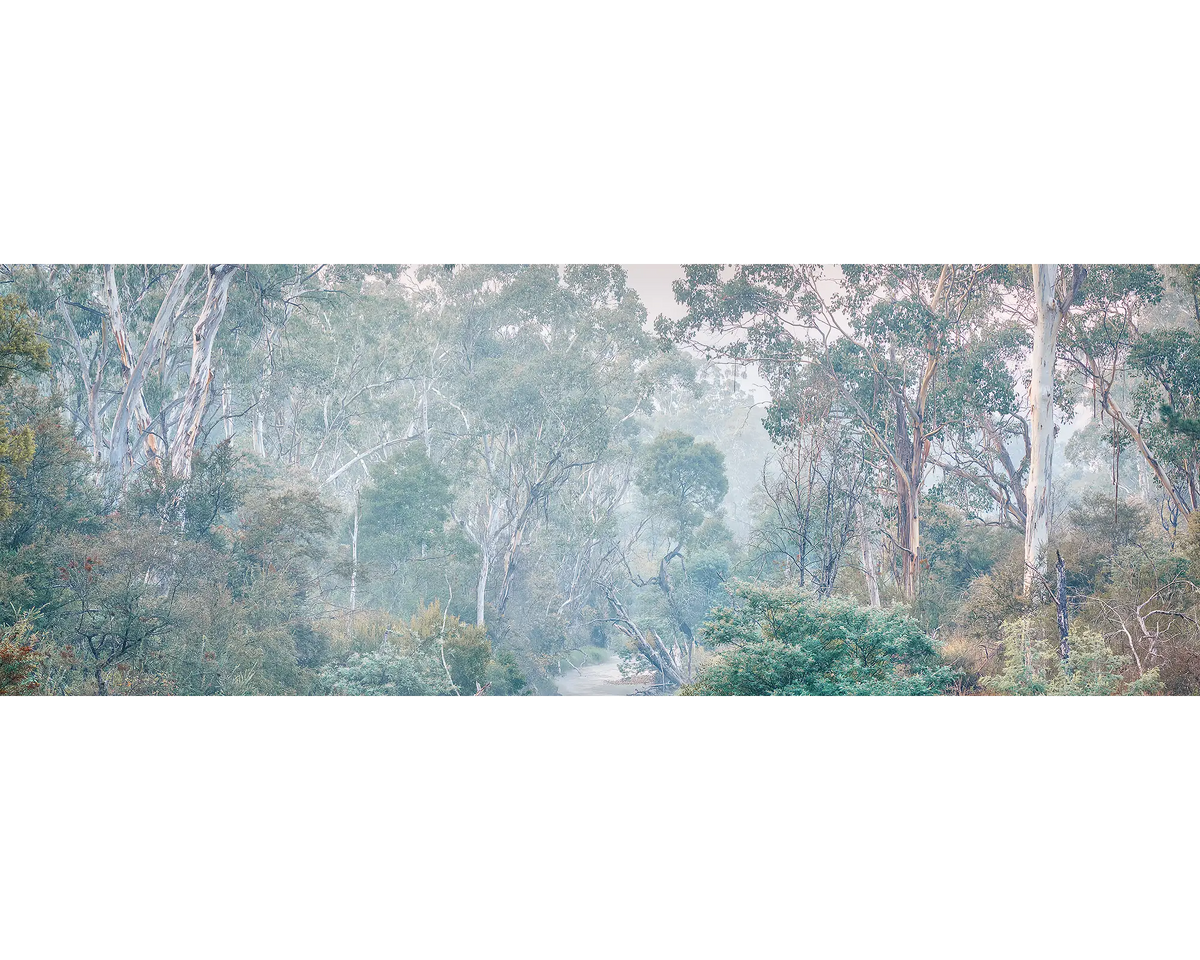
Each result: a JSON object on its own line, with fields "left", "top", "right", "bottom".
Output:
{"left": 0, "top": 296, "right": 51, "bottom": 522}
{"left": 683, "top": 581, "right": 952, "bottom": 696}
{"left": 3, "top": 262, "right": 1199, "bottom": 697}
{"left": 635, "top": 431, "right": 728, "bottom": 544}
{"left": 983, "top": 619, "right": 1161, "bottom": 696}
{"left": 0, "top": 615, "right": 41, "bottom": 695}
{"left": 322, "top": 603, "right": 492, "bottom": 696}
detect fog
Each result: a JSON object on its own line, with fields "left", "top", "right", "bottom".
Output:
{"left": 2, "top": 262, "right": 1197, "bottom": 697}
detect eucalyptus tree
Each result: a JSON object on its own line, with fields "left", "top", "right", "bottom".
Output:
{"left": 749, "top": 370, "right": 873, "bottom": 599}
{"left": 220, "top": 265, "right": 422, "bottom": 490}
{"left": 1128, "top": 328, "right": 1200, "bottom": 514}
{"left": 493, "top": 452, "right": 638, "bottom": 664}
{"left": 928, "top": 310, "right": 1032, "bottom": 530}
{"left": 169, "top": 265, "right": 240, "bottom": 477}
{"left": 660, "top": 264, "right": 1008, "bottom": 601}
{"left": 4, "top": 264, "right": 240, "bottom": 484}
{"left": 413, "top": 264, "right": 686, "bottom": 628}
{"left": 100, "top": 264, "right": 196, "bottom": 478}
{"left": 1052, "top": 265, "right": 1194, "bottom": 525}
{"left": 626, "top": 430, "right": 731, "bottom": 680}
{"left": 354, "top": 447, "right": 475, "bottom": 622}
{"left": 646, "top": 362, "right": 774, "bottom": 537}
{"left": 3, "top": 264, "right": 184, "bottom": 470}
{"left": 1021, "top": 265, "right": 1085, "bottom": 591}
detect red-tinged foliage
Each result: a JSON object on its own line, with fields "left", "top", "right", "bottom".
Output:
{"left": 0, "top": 638, "right": 40, "bottom": 695}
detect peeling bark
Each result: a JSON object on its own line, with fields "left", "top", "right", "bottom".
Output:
{"left": 170, "top": 265, "right": 239, "bottom": 478}
{"left": 105, "top": 264, "right": 195, "bottom": 480}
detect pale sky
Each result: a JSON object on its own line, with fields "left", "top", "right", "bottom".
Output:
{"left": 621, "top": 264, "right": 686, "bottom": 323}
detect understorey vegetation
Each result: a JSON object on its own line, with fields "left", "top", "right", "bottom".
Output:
{"left": 2, "top": 264, "right": 1198, "bottom": 695}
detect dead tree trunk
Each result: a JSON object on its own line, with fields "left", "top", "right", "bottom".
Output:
{"left": 603, "top": 586, "right": 686, "bottom": 688}
{"left": 1055, "top": 550, "right": 1070, "bottom": 668}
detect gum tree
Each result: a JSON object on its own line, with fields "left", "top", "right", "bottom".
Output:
{"left": 660, "top": 264, "right": 1007, "bottom": 601}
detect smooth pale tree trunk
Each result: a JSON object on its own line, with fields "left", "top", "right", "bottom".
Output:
{"left": 497, "top": 506, "right": 539, "bottom": 617}
{"left": 54, "top": 299, "right": 104, "bottom": 463}
{"left": 474, "top": 493, "right": 504, "bottom": 629}
{"left": 496, "top": 522, "right": 524, "bottom": 616}
{"left": 170, "top": 265, "right": 238, "bottom": 478}
{"left": 1023, "top": 265, "right": 1065, "bottom": 595}
{"left": 251, "top": 412, "right": 266, "bottom": 457}
{"left": 893, "top": 387, "right": 924, "bottom": 601}
{"left": 897, "top": 476, "right": 921, "bottom": 600}
{"left": 855, "top": 501, "right": 881, "bottom": 608}
{"left": 1134, "top": 452, "right": 1151, "bottom": 501}
{"left": 105, "top": 264, "right": 195, "bottom": 480}
{"left": 221, "top": 381, "right": 234, "bottom": 441}
{"left": 347, "top": 493, "right": 359, "bottom": 639}
{"left": 892, "top": 266, "right": 947, "bottom": 600}
{"left": 475, "top": 549, "right": 491, "bottom": 627}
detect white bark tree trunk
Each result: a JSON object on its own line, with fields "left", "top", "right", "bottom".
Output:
{"left": 54, "top": 298, "right": 103, "bottom": 463}
{"left": 475, "top": 549, "right": 491, "bottom": 627}
{"left": 1023, "top": 264, "right": 1065, "bottom": 595}
{"left": 170, "top": 265, "right": 238, "bottom": 478}
{"left": 1134, "top": 452, "right": 1150, "bottom": 500}
{"left": 221, "top": 381, "right": 234, "bottom": 442}
{"left": 855, "top": 500, "right": 881, "bottom": 609}
{"left": 105, "top": 265, "right": 196, "bottom": 480}
{"left": 348, "top": 493, "right": 359, "bottom": 638}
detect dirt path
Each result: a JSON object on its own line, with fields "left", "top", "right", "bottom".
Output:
{"left": 553, "top": 655, "right": 653, "bottom": 696}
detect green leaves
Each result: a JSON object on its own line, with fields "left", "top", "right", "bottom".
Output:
{"left": 684, "top": 581, "right": 952, "bottom": 696}
{"left": 0, "top": 296, "right": 52, "bottom": 523}
{"left": 360, "top": 448, "right": 458, "bottom": 562}
{"left": 0, "top": 295, "right": 49, "bottom": 389}
{"left": 982, "top": 619, "right": 1161, "bottom": 696}
{"left": 635, "top": 430, "right": 728, "bottom": 544}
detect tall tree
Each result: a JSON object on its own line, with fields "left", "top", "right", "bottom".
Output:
{"left": 1059, "top": 265, "right": 1190, "bottom": 523}
{"left": 102, "top": 264, "right": 197, "bottom": 481}
{"left": 1023, "top": 264, "right": 1083, "bottom": 593}
{"left": 660, "top": 264, "right": 1004, "bottom": 601}
{"left": 170, "top": 265, "right": 240, "bottom": 477}
{"left": 5, "top": 264, "right": 237, "bottom": 486}
{"left": 414, "top": 264, "right": 684, "bottom": 627}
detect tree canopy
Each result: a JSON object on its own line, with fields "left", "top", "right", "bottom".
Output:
{"left": 2, "top": 262, "right": 1198, "bottom": 697}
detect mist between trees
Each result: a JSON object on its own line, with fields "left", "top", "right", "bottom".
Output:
{"left": 1, "top": 263, "right": 1199, "bottom": 696}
